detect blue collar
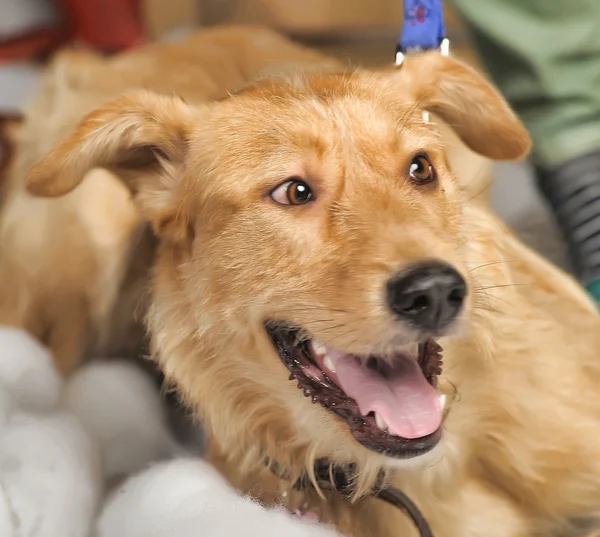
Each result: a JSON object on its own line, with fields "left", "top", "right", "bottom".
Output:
{"left": 396, "top": 0, "right": 447, "bottom": 63}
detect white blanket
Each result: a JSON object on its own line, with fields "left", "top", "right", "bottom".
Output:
{"left": 0, "top": 327, "right": 341, "bottom": 537}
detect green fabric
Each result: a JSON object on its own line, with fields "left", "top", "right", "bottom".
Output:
{"left": 450, "top": 0, "right": 600, "bottom": 168}
{"left": 586, "top": 278, "right": 600, "bottom": 305}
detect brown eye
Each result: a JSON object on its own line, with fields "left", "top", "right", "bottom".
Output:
{"left": 409, "top": 154, "right": 436, "bottom": 185}
{"left": 270, "top": 178, "right": 313, "bottom": 205}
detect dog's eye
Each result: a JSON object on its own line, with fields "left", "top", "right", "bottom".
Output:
{"left": 409, "top": 154, "right": 436, "bottom": 185}
{"left": 270, "top": 178, "right": 313, "bottom": 206}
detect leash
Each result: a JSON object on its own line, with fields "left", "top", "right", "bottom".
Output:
{"left": 395, "top": 0, "right": 449, "bottom": 66}
{"left": 374, "top": 486, "right": 434, "bottom": 537}
{"left": 267, "top": 458, "right": 434, "bottom": 537}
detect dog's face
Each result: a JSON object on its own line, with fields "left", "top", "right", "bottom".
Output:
{"left": 27, "top": 52, "right": 529, "bottom": 475}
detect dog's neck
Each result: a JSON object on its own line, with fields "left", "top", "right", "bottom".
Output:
{"left": 265, "top": 456, "right": 434, "bottom": 537}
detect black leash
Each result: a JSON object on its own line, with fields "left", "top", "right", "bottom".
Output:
{"left": 375, "top": 486, "right": 434, "bottom": 537}
{"left": 267, "top": 457, "right": 434, "bottom": 537}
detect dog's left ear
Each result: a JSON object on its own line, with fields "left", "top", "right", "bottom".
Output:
{"left": 26, "top": 91, "right": 199, "bottom": 240}
{"left": 392, "top": 52, "right": 531, "bottom": 161}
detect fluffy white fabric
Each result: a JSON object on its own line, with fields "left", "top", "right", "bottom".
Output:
{"left": 0, "top": 327, "right": 100, "bottom": 537}
{"left": 64, "top": 361, "right": 182, "bottom": 481}
{"left": 0, "top": 327, "right": 342, "bottom": 537}
{"left": 98, "top": 459, "right": 341, "bottom": 537}
{"left": 0, "top": 326, "right": 61, "bottom": 412}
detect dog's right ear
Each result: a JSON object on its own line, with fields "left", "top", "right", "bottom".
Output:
{"left": 389, "top": 53, "right": 531, "bottom": 161}
{"left": 27, "top": 91, "right": 199, "bottom": 238}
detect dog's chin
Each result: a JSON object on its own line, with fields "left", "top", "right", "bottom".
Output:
{"left": 265, "top": 323, "right": 446, "bottom": 460}
{"left": 383, "top": 441, "right": 445, "bottom": 470}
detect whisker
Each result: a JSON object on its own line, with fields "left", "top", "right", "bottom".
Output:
{"left": 184, "top": 270, "right": 211, "bottom": 280}
{"left": 325, "top": 327, "right": 358, "bottom": 340}
{"left": 473, "top": 283, "right": 530, "bottom": 292}
{"left": 468, "top": 260, "right": 515, "bottom": 273}
{"left": 300, "top": 319, "right": 336, "bottom": 326}
{"left": 473, "top": 290, "right": 516, "bottom": 311}
{"left": 455, "top": 234, "right": 491, "bottom": 251}
{"left": 326, "top": 330, "right": 362, "bottom": 347}
{"left": 278, "top": 306, "right": 349, "bottom": 314}
{"left": 465, "top": 183, "right": 489, "bottom": 203}
{"left": 473, "top": 303, "right": 517, "bottom": 320}
{"left": 308, "top": 323, "right": 349, "bottom": 335}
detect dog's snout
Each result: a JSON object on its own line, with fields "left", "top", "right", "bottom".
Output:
{"left": 387, "top": 262, "right": 467, "bottom": 331}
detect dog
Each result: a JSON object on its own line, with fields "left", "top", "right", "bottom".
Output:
{"left": 21, "top": 27, "right": 600, "bottom": 537}
{"left": 0, "top": 26, "right": 490, "bottom": 376}
{"left": 0, "top": 26, "right": 341, "bottom": 374}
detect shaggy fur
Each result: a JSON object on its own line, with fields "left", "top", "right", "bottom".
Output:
{"left": 5, "top": 25, "right": 600, "bottom": 537}
{"left": 0, "top": 26, "right": 340, "bottom": 374}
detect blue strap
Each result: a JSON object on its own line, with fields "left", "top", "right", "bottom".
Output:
{"left": 397, "top": 0, "right": 446, "bottom": 54}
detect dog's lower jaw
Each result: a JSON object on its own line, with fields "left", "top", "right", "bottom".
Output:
{"left": 383, "top": 440, "right": 446, "bottom": 472}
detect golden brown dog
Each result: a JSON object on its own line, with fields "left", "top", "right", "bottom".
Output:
{"left": 0, "top": 26, "right": 340, "bottom": 373}
{"left": 21, "top": 29, "right": 600, "bottom": 537}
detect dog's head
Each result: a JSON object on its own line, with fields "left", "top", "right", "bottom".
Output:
{"left": 27, "top": 52, "right": 529, "bottom": 485}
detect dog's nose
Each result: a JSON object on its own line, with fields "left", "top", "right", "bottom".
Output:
{"left": 387, "top": 262, "right": 467, "bottom": 331}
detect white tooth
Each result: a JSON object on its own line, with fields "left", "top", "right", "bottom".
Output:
{"left": 324, "top": 356, "right": 336, "bottom": 373}
{"left": 311, "top": 341, "right": 327, "bottom": 356}
{"left": 439, "top": 394, "right": 447, "bottom": 410}
{"left": 375, "top": 413, "right": 388, "bottom": 432}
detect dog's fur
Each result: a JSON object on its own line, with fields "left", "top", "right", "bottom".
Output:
{"left": 6, "top": 25, "right": 600, "bottom": 537}
{"left": 0, "top": 26, "right": 341, "bottom": 373}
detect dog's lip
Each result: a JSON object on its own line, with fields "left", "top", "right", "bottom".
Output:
{"left": 264, "top": 322, "right": 444, "bottom": 459}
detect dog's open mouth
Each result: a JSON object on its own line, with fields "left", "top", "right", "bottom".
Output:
{"left": 265, "top": 324, "right": 445, "bottom": 459}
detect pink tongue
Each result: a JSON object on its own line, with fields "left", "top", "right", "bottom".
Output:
{"left": 328, "top": 353, "right": 442, "bottom": 439}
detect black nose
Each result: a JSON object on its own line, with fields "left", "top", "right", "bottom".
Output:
{"left": 387, "top": 262, "right": 467, "bottom": 331}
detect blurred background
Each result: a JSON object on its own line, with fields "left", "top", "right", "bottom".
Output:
{"left": 0, "top": 0, "right": 566, "bottom": 268}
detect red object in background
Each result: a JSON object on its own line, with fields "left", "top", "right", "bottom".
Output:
{"left": 57, "top": 0, "right": 146, "bottom": 51}
{"left": 0, "top": 29, "right": 68, "bottom": 62}
{"left": 0, "top": 0, "right": 146, "bottom": 62}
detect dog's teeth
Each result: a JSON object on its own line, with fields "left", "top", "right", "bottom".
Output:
{"left": 375, "top": 413, "right": 388, "bottom": 432}
{"left": 311, "top": 341, "right": 327, "bottom": 356}
{"left": 439, "top": 394, "right": 447, "bottom": 410}
{"left": 324, "top": 356, "right": 336, "bottom": 373}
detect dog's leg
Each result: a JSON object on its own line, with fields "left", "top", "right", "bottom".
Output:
{"left": 40, "top": 292, "right": 91, "bottom": 376}
{"left": 0, "top": 257, "right": 28, "bottom": 328}
{"left": 0, "top": 270, "right": 90, "bottom": 376}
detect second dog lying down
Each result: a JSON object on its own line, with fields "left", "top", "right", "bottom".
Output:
{"left": 0, "top": 26, "right": 342, "bottom": 373}
{"left": 19, "top": 24, "right": 600, "bottom": 537}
